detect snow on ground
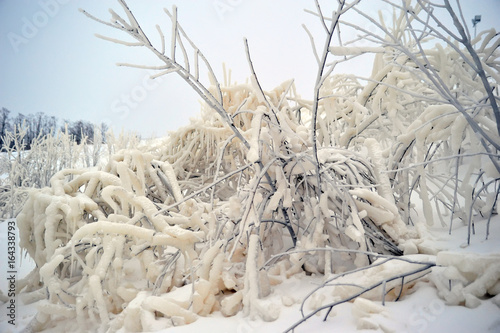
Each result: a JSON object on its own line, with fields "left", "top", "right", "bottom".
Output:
{"left": 1, "top": 214, "right": 499, "bottom": 333}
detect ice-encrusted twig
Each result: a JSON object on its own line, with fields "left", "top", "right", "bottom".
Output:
{"left": 309, "top": 0, "right": 359, "bottom": 196}
{"left": 156, "top": 163, "right": 252, "bottom": 214}
{"left": 80, "top": 1, "right": 250, "bottom": 151}
{"left": 283, "top": 258, "right": 435, "bottom": 333}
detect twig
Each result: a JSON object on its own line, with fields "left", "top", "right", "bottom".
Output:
{"left": 283, "top": 262, "right": 434, "bottom": 332}
{"left": 155, "top": 163, "right": 252, "bottom": 215}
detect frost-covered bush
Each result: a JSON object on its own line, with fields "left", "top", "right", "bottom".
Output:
{"left": 315, "top": 0, "right": 500, "bottom": 239}
{"left": 0, "top": 127, "right": 96, "bottom": 219}
{"left": 0, "top": 124, "right": 139, "bottom": 220}
{"left": 17, "top": 79, "right": 417, "bottom": 331}
{"left": 13, "top": 0, "right": 500, "bottom": 332}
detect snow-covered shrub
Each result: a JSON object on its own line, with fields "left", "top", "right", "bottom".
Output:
{"left": 314, "top": 1, "right": 500, "bottom": 239}
{"left": 0, "top": 124, "right": 139, "bottom": 220}
{"left": 284, "top": 254, "right": 436, "bottom": 331}
{"left": 17, "top": 78, "right": 417, "bottom": 331}
{"left": 1, "top": 127, "right": 91, "bottom": 219}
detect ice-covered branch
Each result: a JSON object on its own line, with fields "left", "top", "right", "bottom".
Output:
{"left": 443, "top": 0, "right": 500, "bottom": 136}
{"left": 309, "top": 0, "right": 360, "bottom": 196}
{"left": 81, "top": 1, "right": 250, "bottom": 151}
{"left": 284, "top": 257, "right": 435, "bottom": 332}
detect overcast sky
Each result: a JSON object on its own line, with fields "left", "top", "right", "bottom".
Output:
{"left": 1, "top": 1, "right": 499, "bottom": 138}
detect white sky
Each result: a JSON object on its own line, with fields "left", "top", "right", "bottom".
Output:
{"left": 1, "top": 0, "right": 499, "bottom": 138}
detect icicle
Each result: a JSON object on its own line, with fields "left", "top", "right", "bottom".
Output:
{"left": 247, "top": 106, "right": 265, "bottom": 163}
{"left": 365, "top": 138, "right": 394, "bottom": 204}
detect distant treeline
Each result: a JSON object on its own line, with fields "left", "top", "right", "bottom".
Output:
{"left": 0, "top": 107, "right": 108, "bottom": 150}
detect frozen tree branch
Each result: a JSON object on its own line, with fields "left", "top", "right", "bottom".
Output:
{"left": 442, "top": 0, "right": 500, "bottom": 136}
{"left": 284, "top": 257, "right": 435, "bottom": 332}
{"left": 310, "top": 1, "right": 356, "bottom": 196}
{"left": 80, "top": 2, "right": 250, "bottom": 151}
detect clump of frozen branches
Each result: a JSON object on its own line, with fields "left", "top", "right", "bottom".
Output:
{"left": 17, "top": 81, "right": 416, "bottom": 331}
{"left": 0, "top": 125, "right": 122, "bottom": 220}
{"left": 310, "top": 0, "right": 500, "bottom": 241}
{"left": 13, "top": 1, "right": 423, "bottom": 331}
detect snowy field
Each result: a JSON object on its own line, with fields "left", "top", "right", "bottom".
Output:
{"left": 1, "top": 214, "right": 499, "bottom": 333}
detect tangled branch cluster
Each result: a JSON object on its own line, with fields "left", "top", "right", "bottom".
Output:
{"left": 17, "top": 75, "right": 416, "bottom": 331}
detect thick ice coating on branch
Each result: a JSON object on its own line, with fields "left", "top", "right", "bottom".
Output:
{"left": 432, "top": 252, "right": 500, "bottom": 308}
{"left": 15, "top": 76, "right": 412, "bottom": 331}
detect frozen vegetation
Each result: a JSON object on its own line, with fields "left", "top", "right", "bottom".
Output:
{"left": 1, "top": 0, "right": 500, "bottom": 332}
